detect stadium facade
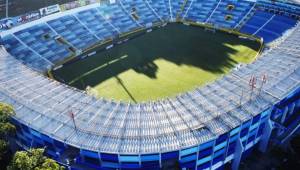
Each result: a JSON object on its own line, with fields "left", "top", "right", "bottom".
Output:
{"left": 0, "top": 0, "right": 299, "bottom": 170}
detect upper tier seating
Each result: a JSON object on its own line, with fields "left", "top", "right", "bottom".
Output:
{"left": 240, "top": 10, "right": 274, "bottom": 34}
{"left": 2, "top": 35, "right": 52, "bottom": 72}
{"left": 183, "top": 0, "right": 219, "bottom": 23}
{"left": 119, "top": 0, "right": 160, "bottom": 26}
{"left": 75, "top": 8, "right": 119, "bottom": 40}
{"left": 240, "top": 10, "right": 297, "bottom": 43}
{"left": 1, "top": 2, "right": 140, "bottom": 72}
{"left": 147, "top": 0, "right": 170, "bottom": 21}
{"left": 13, "top": 23, "right": 72, "bottom": 63}
{"left": 97, "top": 3, "right": 139, "bottom": 33}
{"left": 207, "top": 0, "right": 255, "bottom": 28}
{"left": 258, "top": 0, "right": 300, "bottom": 16}
{"left": 169, "top": 0, "right": 186, "bottom": 21}
{"left": 47, "top": 15, "right": 99, "bottom": 50}
{"left": 1, "top": 1, "right": 298, "bottom": 73}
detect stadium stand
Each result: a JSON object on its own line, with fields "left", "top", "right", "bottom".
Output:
{"left": 47, "top": 15, "right": 99, "bottom": 50}
{"left": 119, "top": 0, "right": 160, "bottom": 26}
{"left": 182, "top": 0, "right": 219, "bottom": 23}
{"left": 75, "top": 8, "right": 119, "bottom": 40}
{"left": 97, "top": 3, "right": 139, "bottom": 33}
{"left": 207, "top": 0, "right": 255, "bottom": 28}
{"left": 169, "top": 0, "right": 186, "bottom": 21}
{"left": 146, "top": 0, "right": 170, "bottom": 21}
{"left": 240, "top": 10, "right": 273, "bottom": 34}
{"left": 13, "top": 23, "right": 72, "bottom": 63}
{"left": 1, "top": 34, "right": 53, "bottom": 72}
{"left": 240, "top": 10, "right": 298, "bottom": 43}
{"left": 257, "top": 0, "right": 300, "bottom": 17}
{"left": 0, "top": 1, "right": 297, "bottom": 71}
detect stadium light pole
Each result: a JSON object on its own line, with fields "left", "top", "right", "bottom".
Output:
{"left": 68, "top": 110, "right": 77, "bottom": 131}
{"left": 258, "top": 74, "right": 267, "bottom": 96}
{"left": 249, "top": 75, "right": 257, "bottom": 102}
{"left": 239, "top": 90, "right": 244, "bottom": 107}
{"left": 5, "top": 0, "right": 8, "bottom": 18}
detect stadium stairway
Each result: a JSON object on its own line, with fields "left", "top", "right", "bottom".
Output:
{"left": 240, "top": 10, "right": 298, "bottom": 43}
{"left": 119, "top": 0, "right": 160, "bottom": 27}
{"left": 182, "top": 0, "right": 219, "bottom": 23}
{"left": 117, "top": 0, "right": 144, "bottom": 27}
{"left": 206, "top": 0, "right": 256, "bottom": 29}
{"left": 47, "top": 15, "right": 99, "bottom": 50}
{"left": 146, "top": 0, "right": 170, "bottom": 21}
{"left": 143, "top": 0, "right": 165, "bottom": 23}
{"left": 1, "top": 35, "right": 53, "bottom": 72}
{"left": 169, "top": 0, "right": 187, "bottom": 21}
{"left": 75, "top": 8, "right": 119, "bottom": 40}
{"left": 13, "top": 23, "right": 72, "bottom": 64}
{"left": 96, "top": 3, "right": 139, "bottom": 33}
{"left": 180, "top": 0, "right": 194, "bottom": 20}
{"left": 175, "top": 0, "right": 190, "bottom": 20}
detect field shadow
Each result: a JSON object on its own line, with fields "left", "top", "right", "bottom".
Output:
{"left": 115, "top": 76, "right": 137, "bottom": 103}
{"left": 133, "top": 60, "right": 158, "bottom": 78}
{"left": 53, "top": 23, "right": 260, "bottom": 91}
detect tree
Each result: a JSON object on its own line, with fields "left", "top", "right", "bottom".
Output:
{"left": 0, "top": 103, "right": 16, "bottom": 161}
{"left": 0, "top": 103, "right": 16, "bottom": 137}
{"left": 0, "top": 103, "right": 63, "bottom": 169}
{"left": 0, "top": 140, "right": 9, "bottom": 159}
{"left": 7, "top": 148, "right": 64, "bottom": 170}
{"left": 36, "top": 159, "right": 63, "bottom": 170}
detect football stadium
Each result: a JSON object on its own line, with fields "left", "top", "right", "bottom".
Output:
{"left": 0, "top": 0, "right": 299, "bottom": 169}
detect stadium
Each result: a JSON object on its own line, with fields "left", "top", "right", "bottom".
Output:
{"left": 0, "top": 0, "right": 299, "bottom": 169}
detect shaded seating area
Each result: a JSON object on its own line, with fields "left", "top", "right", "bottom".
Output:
{"left": 120, "top": 0, "right": 160, "bottom": 26}
{"left": 47, "top": 15, "right": 98, "bottom": 50}
{"left": 13, "top": 23, "right": 72, "bottom": 63}
{"left": 75, "top": 8, "right": 119, "bottom": 40}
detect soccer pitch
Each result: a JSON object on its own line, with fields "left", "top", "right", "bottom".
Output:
{"left": 52, "top": 23, "right": 261, "bottom": 102}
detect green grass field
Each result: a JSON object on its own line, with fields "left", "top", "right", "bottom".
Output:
{"left": 52, "top": 23, "right": 261, "bottom": 102}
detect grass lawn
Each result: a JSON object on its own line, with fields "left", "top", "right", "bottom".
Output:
{"left": 52, "top": 23, "right": 261, "bottom": 102}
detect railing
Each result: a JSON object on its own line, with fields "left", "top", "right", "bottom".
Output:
{"left": 205, "top": 0, "right": 222, "bottom": 23}
{"left": 176, "top": 0, "right": 189, "bottom": 20}
{"left": 253, "top": 14, "right": 275, "bottom": 35}
{"left": 233, "top": 3, "right": 257, "bottom": 30}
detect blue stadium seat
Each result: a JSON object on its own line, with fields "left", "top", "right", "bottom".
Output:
{"left": 97, "top": 3, "right": 139, "bottom": 33}
{"left": 170, "top": 0, "right": 185, "bottom": 20}
{"left": 240, "top": 10, "right": 297, "bottom": 43}
{"left": 239, "top": 25, "right": 258, "bottom": 34}
{"left": 13, "top": 23, "right": 72, "bottom": 63}
{"left": 120, "top": 0, "right": 160, "bottom": 26}
{"left": 184, "top": 0, "right": 219, "bottom": 23}
{"left": 207, "top": 0, "right": 255, "bottom": 29}
{"left": 47, "top": 15, "right": 98, "bottom": 50}
{"left": 75, "top": 8, "right": 118, "bottom": 40}
{"left": 148, "top": 0, "right": 170, "bottom": 21}
{"left": 256, "top": 29, "right": 280, "bottom": 43}
{"left": 2, "top": 35, "right": 52, "bottom": 71}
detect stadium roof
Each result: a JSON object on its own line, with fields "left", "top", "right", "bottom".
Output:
{"left": 0, "top": 24, "right": 299, "bottom": 154}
